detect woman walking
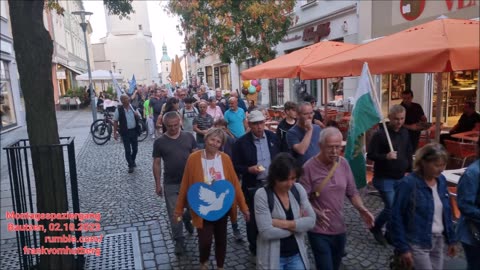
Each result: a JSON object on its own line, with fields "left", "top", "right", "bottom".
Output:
{"left": 390, "top": 143, "right": 457, "bottom": 270}
{"left": 174, "top": 128, "right": 249, "bottom": 270}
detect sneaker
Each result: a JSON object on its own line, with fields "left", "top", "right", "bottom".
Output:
{"left": 184, "top": 220, "right": 194, "bottom": 234}
{"left": 233, "top": 228, "right": 243, "bottom": 241}
{"left": 370, "top": 228, "right": 387, "bottom": 246}
{"left": 128, "top": 167, "right": 134, "bottom": 173}
{"left": 174, "top": 242, "right": 184, "bottom": 256}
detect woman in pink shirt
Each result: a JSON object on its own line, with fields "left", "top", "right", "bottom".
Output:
{"left": 207, "top": 97, "right": 224, "bottom": 122}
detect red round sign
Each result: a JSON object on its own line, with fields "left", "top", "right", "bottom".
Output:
{"left": 400, "top": 0, "right": 426, "bottom": 21}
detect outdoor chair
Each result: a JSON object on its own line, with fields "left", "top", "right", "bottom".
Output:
{"left": 444, "top": 140, "right": 476, "bottom": 168}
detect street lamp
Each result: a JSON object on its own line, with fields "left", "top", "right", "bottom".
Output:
{"left": 112, "top": 61, "right": 117, "bottom": 73}
{"left": 72, "top": 10, "right": 96, "bottom": 121}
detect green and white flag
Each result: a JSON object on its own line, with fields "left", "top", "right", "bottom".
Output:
{"left": 345, "top": 63, "right": 381, "bottom": 189}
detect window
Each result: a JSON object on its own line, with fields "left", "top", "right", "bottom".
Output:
{"left": 0, "top": 61, "right": 17, "bottom": 129}
{"left": 301, "top": 0, "right": 318, "bottom": 9}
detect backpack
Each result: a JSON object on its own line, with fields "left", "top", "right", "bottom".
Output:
{"left": 252, "top": 184, "right": 301, "bottom": 237}
{"left": 181, "top": 107, "right": 198, "bottom": 120}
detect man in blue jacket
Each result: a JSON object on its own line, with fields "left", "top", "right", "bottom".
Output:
{"left": 233, "top": 110, "right": 280, "bottom": 256}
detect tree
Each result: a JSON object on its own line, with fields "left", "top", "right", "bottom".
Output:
{"left": 7, "top": 1, "right": 133, "bottom": 269}
{"left": 167, "top": 0, "right": 296, "bottom": 64}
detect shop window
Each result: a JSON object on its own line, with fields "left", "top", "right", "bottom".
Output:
{"left": 432, "top": 71, "right": 478, "bottom": 127}
{"left": 0, "top": 61, "right": 17, "bottom": 130}
{"left": 380, "top": 74, "right": 410, "bottom": 117}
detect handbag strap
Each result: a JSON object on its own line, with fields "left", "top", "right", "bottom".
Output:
{"left": 313, "top": 158, "right": 339, "bottom": 197}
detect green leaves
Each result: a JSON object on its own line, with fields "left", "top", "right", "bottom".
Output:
{"left": 168, "top": 0, "right": 295, "bottom": 64}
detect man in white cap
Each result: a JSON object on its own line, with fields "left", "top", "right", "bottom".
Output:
{"left": 233, "top": 110, "right": 281, "bottom": 255}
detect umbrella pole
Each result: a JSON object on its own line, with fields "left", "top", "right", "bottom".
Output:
{"left": 434, "top": 73, "right": 443, "bottom": 142}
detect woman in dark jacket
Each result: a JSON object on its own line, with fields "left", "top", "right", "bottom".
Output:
{"left": 390, "top": 142, "right": 457, "bottom": 270}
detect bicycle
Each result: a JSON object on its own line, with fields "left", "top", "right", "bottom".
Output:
{"left": 90, "top": 107, "right": 148, "bottom": 145}
{"left": 90, "top": 107, "right": 114, "bottom": 145}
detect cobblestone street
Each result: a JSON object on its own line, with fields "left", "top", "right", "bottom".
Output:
{"left": 1, "top": 110, "right": 466, "bottom": 269}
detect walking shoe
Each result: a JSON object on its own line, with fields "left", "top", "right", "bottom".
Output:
{"left": 233, "top": 228, "right": 243, "bottom": 241}
{"left": 370, "top": 228, "right": 388, "bottom": 246}
{"left": 199, "top": 262, "right": 208, "bottom": 270}
{"left": 128, "top": 167, "right": 134, "bottom": 173}
{"left": 174, "top": 242, "right": 184, "bottom": 256}
{"left": 184, "top": 220, "right": 194, "bottom": 234}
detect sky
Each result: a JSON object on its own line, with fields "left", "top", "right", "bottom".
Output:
{"left": 83, "top": 0, "right": 185, "bottom": 63}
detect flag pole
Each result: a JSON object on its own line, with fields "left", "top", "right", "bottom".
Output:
{"left": 365, "top": 63, "right": 394, "bottom": 152}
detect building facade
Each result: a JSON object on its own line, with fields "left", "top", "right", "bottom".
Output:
{"left": 93, "top": 1, "right": 159, "bottom": 86}
{"left": 1, "top": 0, "right": 24, "bottom": 132}
{"left": 265, "top": 0, "right": 360, "bottom": 106}
{"left": 43, "top": 0, "right": 92, "bottom": 107}
{"left": 360, "top": 0, "right": 479, "bottom": 126}
{"left": 159, "top": 42, "right": 172, "bottom": 85}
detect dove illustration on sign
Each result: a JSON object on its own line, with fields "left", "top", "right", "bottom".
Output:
{"left": 187, "top": 180, "right": 235, "bottom": 221}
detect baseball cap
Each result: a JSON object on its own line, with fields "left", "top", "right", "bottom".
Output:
{"left": 247, "top": 110, "right": 266, "bottom": 123}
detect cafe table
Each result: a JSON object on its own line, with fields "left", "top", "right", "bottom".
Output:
{"left": 451, "top": 130, "right": 479, "bottom": 143}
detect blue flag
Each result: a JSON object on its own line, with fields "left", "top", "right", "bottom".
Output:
{"left": 128, "top": 75, "right": 136, "bottom": 95}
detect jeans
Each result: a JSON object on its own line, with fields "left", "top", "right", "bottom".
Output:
{"left": 121, "top": 129, "right": 138, "bottom": 168}
{"left": 411, "top": 233, "right": 445, "bottom": 270}
{"left": 372, "top": 177, "right": 400, "bottom": 232}
{"left": 308, "top": 232, "right": 346, "bottom": 270}
{"left": 164, "top": 184, "right": 191, "bottom": 243}
{"left": 279, "top": 253, "right": 305, "bottom": 270}
{"left": 463, "top": 242, "right": 480, "bottom": 270}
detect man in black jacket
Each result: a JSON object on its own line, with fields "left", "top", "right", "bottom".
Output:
{"left": 113, "top": 94, "right": 142, "bottom": 173}
{"left": 233, "top": 110, "right": 280, "bottom": 255}
{"left": 367, "top": 104, "right": 413, "bottom": 245}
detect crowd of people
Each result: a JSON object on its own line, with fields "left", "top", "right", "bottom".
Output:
{"left": 110, "top": 84, "right": 480, "bottom": 270}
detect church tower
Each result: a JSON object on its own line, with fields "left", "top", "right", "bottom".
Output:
{"left": 159, "top": 42, "right": 172, "bottom": 84}
{"left": 100, "top": 1, "right": 159, "bottom": 84}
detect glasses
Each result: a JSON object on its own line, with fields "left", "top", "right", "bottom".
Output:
{"left": 324, "top": 145, "right": 343, "bottom": 151}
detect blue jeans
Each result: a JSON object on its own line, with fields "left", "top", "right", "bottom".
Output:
{"left": 463, "top": 242, "right": 480, "bottom": 270}
{"left": 372, "top": 177, "right": 400, "bottom": 232}
{"left": 279, "top": 253, "right": 305, "bottom": 270}
{"left": 308, "top": 232, "right": 346, "bottom": 270}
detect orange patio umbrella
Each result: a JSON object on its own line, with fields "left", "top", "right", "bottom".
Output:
{"left": 241, "top": 41, "right": 357, "bottom": 80}
{"left": 172, "top": 55, "right": 184, "bottom": 85}
{"left": 300, "top": 18, "right": 480, "bottom": 79}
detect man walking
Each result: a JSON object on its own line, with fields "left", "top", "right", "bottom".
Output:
{"left": 224, "top": 97, "right": 248, "bottom": 138}
{"left": 367, "top": 104, "right": 413, "bottom": 245}
{"left": 300, "top": 127, "right": 374, "bottom": 270}
{"left": 233, "top": 110, "right": 280, "bottom": 255}
{"left": 152, "top": 111, "right": 197, "bottom": 255}
{"left": 113, "top": 94, "right": 141, "bottom": 173}
{"left": 287, "top": 102, "right": 322, "bottom": 166}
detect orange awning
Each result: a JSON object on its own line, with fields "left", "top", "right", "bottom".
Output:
{"left": 241, "top": 41, "right": 357, "bottom": 80}
{"left": 300, "top": 18, "right": 480, "bottom": 79}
